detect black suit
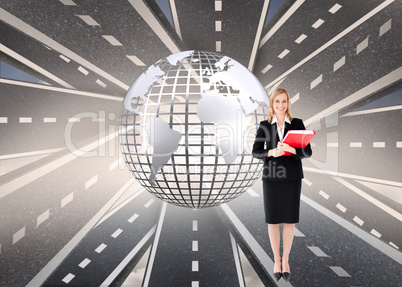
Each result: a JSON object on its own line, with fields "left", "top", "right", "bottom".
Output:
{"left": 252, "top": 118, "right": 312, "bottom": 182}
{"left": 252, "top": 117, "right": 312, "bottom": 223}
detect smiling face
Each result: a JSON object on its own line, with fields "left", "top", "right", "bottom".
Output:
{"left": 273, "top": 93, "right": 288, "bottom": 117}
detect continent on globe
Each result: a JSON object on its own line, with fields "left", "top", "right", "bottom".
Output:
{"left": 146, "top": 116, "right": 182, "bottom": 183}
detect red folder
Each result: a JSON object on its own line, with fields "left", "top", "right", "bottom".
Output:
{"left": 281, "top": 130, "right": 315, "bottom": 156}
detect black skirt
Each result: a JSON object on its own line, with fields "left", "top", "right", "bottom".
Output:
{"left": 263, "top": 180, "right": 302, "bottom": 224}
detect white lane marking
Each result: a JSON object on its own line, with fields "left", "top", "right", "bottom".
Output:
{"left": 0, "top": 78, "right": 122, "bottom": 101}
{"left": 312, "top": 19, "right": 325, "bottom": 29}
{"left": 0, "top": 117, "right": 7, "bottom": 123}
{"left": 59, "top": 54, "right": 71, "bottom": 63}
{"left": 191, "top": 282, "right": 199, "bottom": 287}
{"left": 127, "top": 0, "right": 180, "bottom": 54}
{"left": 265, "top": 0, "right": 395, "bottom": 91}
{"left": 128, "top": 213, "right": 139, "bottom": 223}
{"left": 37, "top": 209, "right": 50, "bottom": 228}
{"left": 350, "top": 142, "right": 362, "bottom": 147}
{"left": 356, "top": 36, "right": 369, "bottom": 54}
{"left": 0, "top": 44, "right": 75, "bottom": 89}
{"left": 192, "top": 261, "right": 199, "bottom": 272}
{"left": 109, "top": 159, "right": 119, "bottom": 171}
{"left": 246, "top": 188, "right": 259, "bottom": 197}
{"left": 96, "top": 79, "right": 107, "bottom": 88}
{"left": 215, "top": 0, "right": 222, "bottom": 11}
{"left": 230, "top": 233, "right": 245, "bottom": 287}
{"left": 373, "top": 142, "right": 385, "bottom": 148}
{"left": 336, "top": 203, "right": 347, "bottom": 213}
{"left": 111, "top": 228, "right": 123, "bottom": 238}
{"left": 356, "top": 180, "right": 402, "bottom": 205}
{"left": 43, "top": 117, "right": 56, "bottom": 123}
{"left": 102, "top": 35, "right": 123, "bottom": 46}
{"left": 370, "top": 229, "right": 382, "bottom": 238}
{"left": 192, "top": 240, "right": 198, "bottom": 252}
{"left": 295, "top": 34, "right": 307, "bottom": 44}
{"left": 19, "top": 117, "right": 32, "bottom": 123}
{"left": 169, "top": 0, "right": 182, "bottom": 39}
{"left": 379, "top": 19, "right": 392, "bottom": 37}
{"left": 62, "top": 273, "right": 75, "bottom": 284}
{"left": 27, "top": 179, "right": 134, "bottom": 287}
{"left": 13, "top": 227, "right": 25, "bottom": 244}
{"left": 76, "top": 15, "right": 100, "bottom": 26}
{"left": 101, "top": 226, "right": 156, "bottom": 286}
{"left": 342, "top": 104, "right": 402, "bottom": 117}
{"left": 220, "top": 204, "right": 294, "bottom": 286}
{"left": 85, "top": 175, "right": 98, "bottom": 190}
{"left": 307, "top": 246, "right": 330, "bottom": 257}
{"left": 319, "top": 190, "right": 330, "bottom": 200}
{"left": 327, "top": 142, "right": 339, "bottom": 147}
{"left": 329, "top": 266, "right": 351, "bottom": 277}
{"left": 329, "top": 3, "right": 342, "bottom": 14}
{"left": 95, "top": 243, "right": 107, "bottom": 253}
{"left": 290, "top": 92, "right": 300, "bottom": 104}
{"left": 78, "top": 258, "right": 91, "bottom": 269}
{"left": 0, "top": 9, "right": 128, "bottom": 89}
{"left": 216, "top": 41, "right": 222, "bottom": 52}
{"left": 333, "top": 177, "right": 402, "bottom": 222}
{"left": 389, "top": 242, "right": 399, "bottom": 249}
{"left": 333, "top": 55, "right": 345, "bottom": 72}
{"left": 304, "top": 167, "right": 402, "bottom": 187}
{"left": 301, "top": 194, "right": 402, "bottom": 264}
{"left": 59, "top": 0, "right": 76, "bottom": 5}
{"left": 259, "top": 0, "right": 305, "bottom": 48}
{"left": 77, "top": 66, "right": 89, "bottom": 75}
{"left": 193, "top": 220, "right": 198, "bottom": 231}
{"left": 261, "top": 64, "right": 272, "bottom": 74}
{"left": 397, "top": 142, "right": 402, "bottom": 148}
{"left": 0, "top": 126, "right": 125, "bottom": 200}
{"left": 302, "top": 178, "right": 312, "bottom": 186}
{"left": 144, "top": 199, "right": 155, "bottom": 208}
{"left": 278, "top": 49, "right": 290, "bottom": 59}
{"left": 68, "top": 117, "right": 81, "bottom": 122}
{"left": 248, "top": 0, "right": 270, "bottom": 71}
{"left": 294, "top": 227, "right": 305, "bottom": 237}
{"left": 0, "top": 148, "right": 64, "bottom": 160}
{"left": 126, "top": 55, "right": 146, "bottom": 66}
{"left": 61, "top": 192, "right": 74, "bottom": 208}
{"left": 310, "top": 74, "right": 322, "bottom": 89}
{"left": 353, "top": 216, "right": 364, "bottom": 226}
{"left": 215, "top": 20, "right": 222, "bottom": 32}
{"left": 142, "top": 202, "right": 168, "bottom": 287}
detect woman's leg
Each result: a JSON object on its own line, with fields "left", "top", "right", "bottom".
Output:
{"left": 282, "top": 223, "right": 295, "bottom": 273}
{"left": 268, "top": 224, "right": 281, "bottom": 273}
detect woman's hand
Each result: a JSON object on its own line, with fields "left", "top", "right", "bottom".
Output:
{"left": 277, "top": 142, "right": 296, "bottom": 155}
{"left": 269, "top": 148, "right": 284, "bottom": 158}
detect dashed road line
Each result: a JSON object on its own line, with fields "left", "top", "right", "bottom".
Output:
{"left": 329, "top": 266, "right": 351, "bottom": 277}
{"left": 111, "top": 228, "right": 123, "bottom": 238}
{"left": 95, "top": 243, "right": 107, "bottom": 253}
{"left": 192, "top": 261, "right": 199, "bottom": 272}
{"left": 144, "top": 199, "right": 155, "bottom": 208}
{"left": 128, "top": 213, "right": 139, "bottom": 223}
{"left": 78, "top": 258, "right": 91, "bottom": 269}
{"left": 62, "top": 273, "right": 75, "bottom": 284}
{"left": 12, "top": 227, "right": 25, "bottom": 245}
{"left": 85, "top": 175, "right": 98, "bottom": 190}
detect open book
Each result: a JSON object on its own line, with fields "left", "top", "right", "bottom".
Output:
{"left": 281, "top": 130, "right": 315, "bottom": 156}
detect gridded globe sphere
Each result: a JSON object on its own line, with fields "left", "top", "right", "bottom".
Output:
{"left": 119, "top": 50, "right": 269, "bottom": 208}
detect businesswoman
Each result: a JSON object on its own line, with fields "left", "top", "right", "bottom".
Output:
{"left": 252, "top": 88, "right": 312, "bottom": 282}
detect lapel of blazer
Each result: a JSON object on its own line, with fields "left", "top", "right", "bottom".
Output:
{"left": 270, "top": 123, "right": 279, "bottom": 149}
{"left": 283, "top": 120, "right": 291, "bottom": 140}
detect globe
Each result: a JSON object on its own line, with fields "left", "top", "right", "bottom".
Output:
{"left": 119, "top": 50, "right": 269, "bottom": 208}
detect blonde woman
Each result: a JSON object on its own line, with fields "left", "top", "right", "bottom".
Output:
{"left": 252, "top": 88, "right": 312, "bottom": 282}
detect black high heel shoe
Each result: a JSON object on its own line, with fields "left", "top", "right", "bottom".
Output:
{"left": 282, "top": 272, "right": 291, "bottom": 282}
{"left": 273, "top": 260, "right": 282, "bottom": 281}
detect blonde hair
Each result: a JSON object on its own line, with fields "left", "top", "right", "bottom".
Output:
{"left": 267, "top": 88, "right": 293, "bottom": 123}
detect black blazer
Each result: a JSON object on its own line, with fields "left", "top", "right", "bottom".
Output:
{"left": 252, "top": 118, "right": 312, "bottom": 182}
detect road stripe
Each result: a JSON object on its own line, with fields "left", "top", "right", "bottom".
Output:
{"left": 329, "top": 3, "right": 342, "bottom": 14}
{"left": 37, "top": 209, "right": 50, "bottom": 227}
{"left": 301, "top": 194, "right": 402, "bottom": 264}
{"left": 333, "top": 177, "right": 402, "bottom": 221}
{"left": 342, "top": 104, "right": 402, "bottom": 117}
{"left": 101, "top": 226, "right": 156, "bottom": 286}
{"left": 128, "top": 213, "right": 139, "bottom": 223}
{"left": 142, "top": 202, "right": 168, "bottom": 287}
{"left": 144, "top": 199, "right": 155, "bottom": 208}
{"left": 307, "top": 246, "right": 330, "bottom": 257}
{"left": 13, "top": 227, "right": 25, "bottom": 244}
{"left": 193, "top": 220, "right": 198, "bottom": 231}
{"left": 265, "top": 0, "right": 395, "bottom": 91}
{"left": 319, "top": 190, "right": 329, "bottom": 199}
{"left": 62, "top": 273, "right": 75, "bottom": 284}
{"left": 329, "top": 266, "right": 351, "bottom": 277}
{"left": 0, "top": 9, "right": 128, "bottom": 90}
{"left": 353, "top": 216, "right": 364, "bottom": 226}
{"left": 192, "top": 261, "right": 199, "bottom": 272}
{"left": 230, "top": 233, "right": 245, "bottom": 287}
{"left": 312, "top": 19, "right": 325, "bottom": 29}
{"left": 111, "top": 228, "right": 123, "bottom": 238}
{"left": 0, "top": 148, "right": 64, "bottom": 160}
{"left": 0, "top": 78, "right": 122, "bottom": 101}
{"left": 336, "top": 203, "right": 347, "bottom": 213}
{"left": 370, "top": 229, "right": 382, "bottom": 238}
{"left": 78, "top": 258, "right": 91, "bottom": 269}
{"left": 246, "top": 188, "right": 259, "bottom": 197}
{"left": 379, "top": 19, "right": 392, "bottom": 36}
{"left": 19, "top": 117, "right": 32, "bottom": 123}
{"left": 61, "top": 192, "right": 74, "bottom": 208}
{"left": 192, "top": 240, "right": 198, "bottom": 252}
{"left": 128, "top": 0, "right": 180, "bottom": 54}
{"left": 76, "top": 15, "right": 99, "bottom": 26}
{"left": 85, "top": 175, "right": 98, "bottom": 190}
{"left": 95, "top": 243, "right": 107, "bottom": 254}
{"left": 356, "top": 36, "right": 369, "bottom": 54}
{"left": 26, "top": 179, "right": 135, "bottom": 286}
{"left": 169, "top": 0, "right": 182, "bottom": 39}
